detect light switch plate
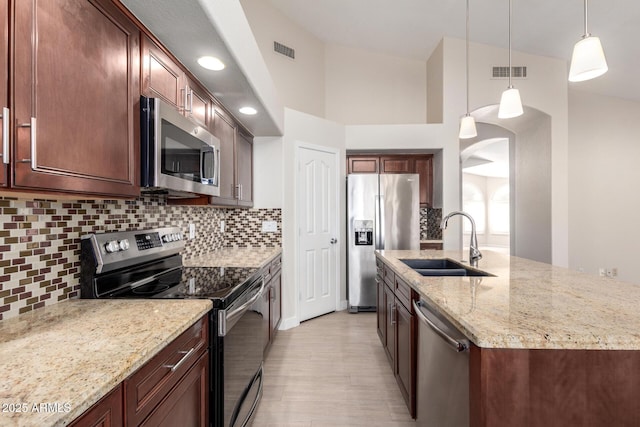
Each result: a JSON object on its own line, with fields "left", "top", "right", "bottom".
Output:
{"left": 261, "top": 221, "right": 278, "bottom": 232}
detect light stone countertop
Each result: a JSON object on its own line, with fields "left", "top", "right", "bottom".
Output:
{"left": 0, "top": 299, "right": 212, "bottom": 427}
{"left": 377, "top": 249, "right": 640, "bottom": 350}
{"left": 184, "top": 247, "right": 282, "bottom": 268}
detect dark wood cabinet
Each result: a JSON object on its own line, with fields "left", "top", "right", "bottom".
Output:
{"left": 210, "top": 105, "right": 254, "bottom": 208}
{"left": 69, "top": 385, "right": 123, "bottom": 427}
{"left": 124, "top": 316, "right": 208, "bottom": 426}
{"left": 0, "top": 0, "right": 7, "bottom": 187}
{"left": 420, "top": 241, "right": 443, "bottom": 250}
{"left": 12, "top": 0, "right": 139, "bottom": 197}
{"left": 139, "top": 351, "right": 208, "bottom": 427}
{"left": 236, "top": 131, "right": 253, "bottom": 207}
{"left": 380, "top": 156, "right": 414, "bottom": 174}
{"left": 264, "top": 255, "right": 282, "bottom": 356}
{"left": 377, "top": 256, "right": 417, "bottom": 418}
{"left": 347, "top": 154, "right": 434, "bottom": 207}
{"left": 184, "top": 79, "right": 211, "bottom": 129}
{"left": 347, "top": 156, "right": 379, "bottom": 174}
{"left": 414, "top": 156, "right": 433, "bottom": 207}
{"left": 141, "top": 35, "right": 183, "bottom": 110}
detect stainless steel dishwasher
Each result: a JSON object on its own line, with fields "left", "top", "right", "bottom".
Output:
{"left": 413, "top": 299, "right": 470, "bottom": 427}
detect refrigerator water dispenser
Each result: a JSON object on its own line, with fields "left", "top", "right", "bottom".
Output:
{"left": 354, "top": 220, "right": 373, "bottom": 246}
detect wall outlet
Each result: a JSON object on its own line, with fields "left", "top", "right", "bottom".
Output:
{"left": 606, "top": 268, "right": 618, "bottom": 278}
{"left": 261, "top": 221, "right": 278, "bottom": 232}
{"left": 220, "top": 220, "right": 225, "bottom": 233}
{"left": 598, "top": 267, "right": 606, "bottom": 277}
{"left": 189, "top": 223, "right": 196, "bottom": 239}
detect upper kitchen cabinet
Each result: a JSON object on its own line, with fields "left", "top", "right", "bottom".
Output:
{"left": 347, "top": 154, "right": 434, "bottom": 207}
{"left": 141, "top": 36, "right": 211, "bottom": 129}
{"left": 141, "top": 35, "right": 183, "bottom": 110}
{"left": 210, "top": 103, "right": 253, "bottom": 207}
{"left": 12, "top": 0, "right": 140, "bottom": 197}
{"left": 0, "top": 0, "right": 7, "bottom": 187}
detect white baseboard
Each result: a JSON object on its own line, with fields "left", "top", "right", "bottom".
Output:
{"left": 339, "top": 300, "right": 348, "bottom": 311}
{"left": 279, "top": 316, "right": 300, "bottom": 331}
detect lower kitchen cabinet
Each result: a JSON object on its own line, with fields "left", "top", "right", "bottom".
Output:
{"left": 69, "top": 385, "right": 123, "bottom": 427}
{"left": 264, "top": 255, "right": 282, "bottom": 356}
{"left": 376, "top": 257, "right": 417, "bottom": 418}
{"left": 69, "top": 315, "right": 209, "bottom": 427}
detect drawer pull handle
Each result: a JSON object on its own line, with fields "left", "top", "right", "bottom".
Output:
{"left": 163, "top": 347, "right": 196, "bottom": 372}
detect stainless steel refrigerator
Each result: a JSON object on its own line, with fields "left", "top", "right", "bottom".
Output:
{"left": 347, "top": 173, "right": 420, "bottom": 312}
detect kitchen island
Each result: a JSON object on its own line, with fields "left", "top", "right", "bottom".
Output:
{"left": 0, "top": 299, "right": 211, "bottom": 427}
{"left": 376, "top": 249, "right": 640, "bottom": 427}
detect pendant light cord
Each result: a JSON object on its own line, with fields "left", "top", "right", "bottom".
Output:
{"left": 508, "top": 0, "right": 512, "bottom": 88}
{"left": 583, "top": 0, "right": 589, "bottom": 36}
{"left": 466, "top": 0, "right": 470, "bottom": 114}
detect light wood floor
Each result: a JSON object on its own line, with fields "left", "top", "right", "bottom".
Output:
{"left": 252, "top": 311, "right": 416, "bottom": 427}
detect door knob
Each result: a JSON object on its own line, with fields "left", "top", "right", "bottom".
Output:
{"left": 330, "top": 238, "right": 338, "bottom": 244}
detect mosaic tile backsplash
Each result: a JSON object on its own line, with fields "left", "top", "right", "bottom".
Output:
{"left": 224, "top": 208, "right": 282, "bottom": 248}
{"left": 0, "top": 195, "right": 282, "bottom": 321}
{"left": 421, "top": 207, "right": 442, "bottom": 240}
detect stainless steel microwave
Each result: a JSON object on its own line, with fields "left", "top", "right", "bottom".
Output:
{"left": 141, "top": 96, "right": 220, "bottom": 197}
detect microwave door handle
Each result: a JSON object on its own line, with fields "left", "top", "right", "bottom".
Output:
{"left": 213, "top": 148, "right": 220, "bottom": 186}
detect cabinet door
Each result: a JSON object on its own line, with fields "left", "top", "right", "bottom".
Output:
{"left": 211, "top": 106, "right": 237, "bottom": 205}
{"left": 262, "top": 286, "right": 271, "bottom": 354}
{"left": 380, "top": 156, "right": 414, "bottom": 174}
{"left": 270, "top": 268, "right": 282, "bottom": 336}
{"left": 347, "top": 156, "right": 379, "bottom": 174}
{"left": 236, "top": 131, "right": 253, "bottom": 207}
{"left": 384, "top": 284, "right": 396, "bottom": 368}
{"left": 415, "top": 155, "right": 433, "bottom": 207}
{"left": 69, "top": 385, "right": 123, "bottom": 427}
{"left": 377, "top": 279, "right": 386, "bottom": 345}
{"left": 395, "top": 301, "right": 416, "bottom": 418}
{"left": 13, "top": 0, "right": 139, "bottom": 197}
{"left": 184, "top": 79, "right": 210, "bottom": 129}
{"left": 139, "top": 351, "right": 209, "bottom": 427}
{"left": 0, "top": 0, "right": 7, "bottom": 187}
{"left": 141, "top": 35, "right": 183, "bottom": 109}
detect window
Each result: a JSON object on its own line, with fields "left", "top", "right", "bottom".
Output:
{"left": 462, "top": 182, "right": 485, "bottom": 234}
{"left": 489, "top": 184, "right": 509, "bottom": 234}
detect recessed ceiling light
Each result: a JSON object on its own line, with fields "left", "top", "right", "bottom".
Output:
{"left": 239, "top": 107, "right": 257, "bottom": 115}
{"left": 197, "top": 56, "right": 225, "bottom": 71}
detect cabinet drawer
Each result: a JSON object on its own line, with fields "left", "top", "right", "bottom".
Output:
{"left": 395, "top": 276, "right": 412, "bottom": 311}
{"left": 125, "top": 316, "right": 208, "bottom": 426}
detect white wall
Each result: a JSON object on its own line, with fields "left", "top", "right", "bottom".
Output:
{"left": 427, "top": 40, "right": 444, "bottom": 124}
{"left": 325, "top": 44, "right": 427, "bottom": 124}
{"left": 280, "top": 108, "right": 346, "bottom": 329}
{"left": 568, "top": 89, "right": 640, "bottom": 284}
{"left": 252, "top": 137, "right": 283, "bottom": 208}
{"left": 240, "top": 0, "right": 325, "bottom": 118}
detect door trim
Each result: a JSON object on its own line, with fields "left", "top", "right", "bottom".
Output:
{"left": 294, "top": 141, "right": 341, "bottom": 323}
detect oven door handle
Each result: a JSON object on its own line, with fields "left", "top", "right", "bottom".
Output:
{"left": 218, "top": 278, "right": 265, "bottom": 337}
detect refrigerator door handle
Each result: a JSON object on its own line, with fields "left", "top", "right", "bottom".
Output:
{"left": 375, "top": 195, "right": 381, "bottom": 249}
{"left": 376, "top": 194, "right": 385, "bottom": 249}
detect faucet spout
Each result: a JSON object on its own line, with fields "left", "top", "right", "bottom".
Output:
{"left": 440, "top": 211, "right": 483, "bottom": 267}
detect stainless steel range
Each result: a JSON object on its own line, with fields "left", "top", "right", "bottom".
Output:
{"left": 80, "top": 227, "right": 265, "bottom": 427}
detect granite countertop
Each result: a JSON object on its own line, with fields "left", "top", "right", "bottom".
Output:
{"left": 184, "top": 247, "right": 282, "bottom": 268}
{"left": 377, "top": 249, "right": 640, "bottom": 350}
{"left": 0, "top": 299, "right": 212, "bottom": 427}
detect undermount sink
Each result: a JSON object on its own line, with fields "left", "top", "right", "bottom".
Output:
{"left": 400, "top": 258, "right": 494, "bottom": 277}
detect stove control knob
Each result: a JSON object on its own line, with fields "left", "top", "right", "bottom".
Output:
{"left": 175, "top": 233, "right": 182, "bottom": 241}
{"left": 118, "top": 239, "right": 130, "bottom": 251}
{"left": 173, "top": 233, "right": 180, "bottom": 241}
{"left": 105, "top": 240, "right": 120, "bottom": 253}
{"left": 162, "top": 234, "right": 171, "bottom": 243}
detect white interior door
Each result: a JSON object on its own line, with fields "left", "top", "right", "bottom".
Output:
{"left": 297, "top": 144, "right": 338, "bottom": 322}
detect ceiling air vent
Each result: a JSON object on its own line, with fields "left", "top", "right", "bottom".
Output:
{"left": 274, "top": 41, "right": 295, "bottom": 59}
{"left": 492, "top": 66, "right": 527, "bottom": 79}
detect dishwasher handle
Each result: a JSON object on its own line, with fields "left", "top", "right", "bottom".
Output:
{"left": 413, "top": 300, "right": 469, "bottom": 353}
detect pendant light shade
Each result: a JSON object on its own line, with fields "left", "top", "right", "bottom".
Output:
{"left": 569, "top": 0, "right": 607, "bottom": 82}
{"left": 498, "top": 0, "right": 523, "bottom": 119}
{"left": 459, "top": 114, "right": 478, "bottom": 139}
{"left": 498, "top": 86, "right": 524, "bottom": 119}
{"left": 459, "top": 0, "right": 477, "bottom": 139}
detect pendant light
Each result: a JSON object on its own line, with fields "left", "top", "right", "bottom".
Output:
{"left": 498, "top": 0, "right": 523, "bottom": 119}
{"left": 459, "top": 0, "right": 477, "bottom": 139}
{"left": 568, "top": 0, "right": 608, "bottom": 82}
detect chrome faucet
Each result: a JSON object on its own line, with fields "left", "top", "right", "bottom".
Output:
{"left": 440, "top": 211, "right": 482, "bottom": 267}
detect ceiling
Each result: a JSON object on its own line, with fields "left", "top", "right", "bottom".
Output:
{"left": 268, "top": 0, "right": 640, "bottom": 102}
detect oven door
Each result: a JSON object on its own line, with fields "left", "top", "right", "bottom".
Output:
{"left": 219, "top": 277, "right": 266, "bottom": 427}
